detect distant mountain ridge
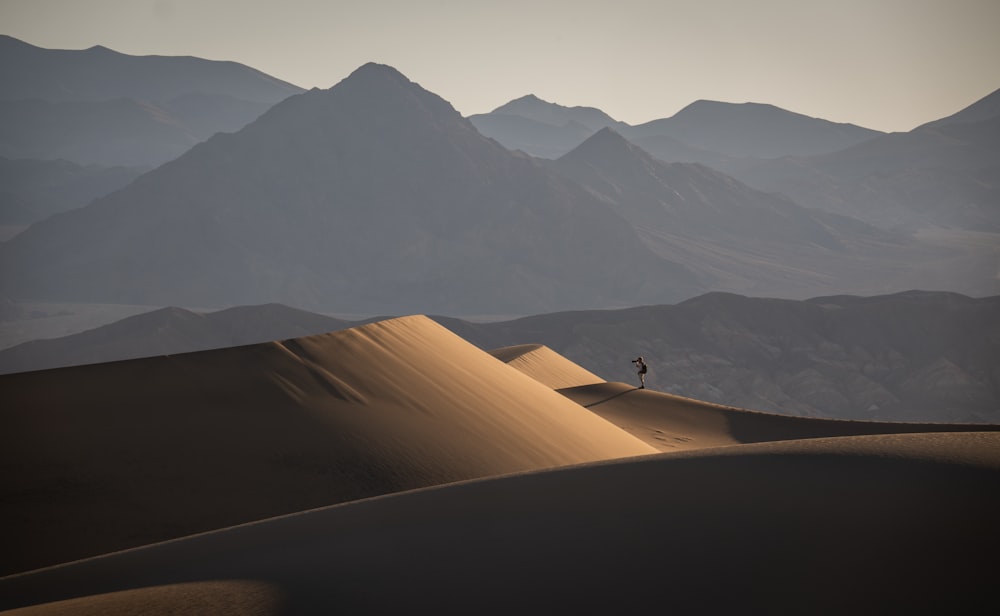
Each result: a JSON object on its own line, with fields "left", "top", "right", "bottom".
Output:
{"left": 471, "top": 92, "right": 884, "bottom": 161}
{"left": 0, "top": 36, "right": 304, "bottom": 166}
{"left": 0, "top": 62, "right": 698, "bottom": 314}
{"left": 0, "top": 35, "right": 302, "bottom": 103}
{"left": 919, "top": 86, "right": 1000, "bottom": 129}
{"left": 549, "top": 128, "right": 982, "bottom": 299}
{"left": 730, "top": 90, "right": 1000, "bottom": 231}
{"left": 472, "top": 87, "right": 999, "bottom": 238}
{"left": 624, "top": 99, "right": 883, "bottom": 158}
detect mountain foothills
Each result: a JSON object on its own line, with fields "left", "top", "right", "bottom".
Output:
{"left": 1, "top": 292, "right": 996, "bottom": 423}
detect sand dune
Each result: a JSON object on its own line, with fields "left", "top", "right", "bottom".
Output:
{"left": 4, "top": 324, "right": 997, "bottom": 613}
{"left": 0, "top": 316, "right": 655, "bottom": 575}
{"left": 489, "top": 343, "right": 604, "bottom": 389}
{"left": 560, "top": 381, "right": 1000, "bottom": 451}
{"left": 2, "top": 432, "right": 998, "bottom": 614}
{"left": 493, "top": 344, "right": 1000, "bottom": 451}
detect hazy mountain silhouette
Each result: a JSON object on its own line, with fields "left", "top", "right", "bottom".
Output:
{"left": 624, "top": 100, "right": 883, "bottom": 159}
{"left": 3, "top": 291, "right": 995, "bottom": 423}
{"left": 489, "top": 94, "right": 626, "bottom": 132}
{"left": 471, "top": 93, "right": 883, "bottom": 162}
{"left": 468, "top": 113, "right": 595, "bottom": 158}
{"left": 468, "top": 94, "right": 629, "bottom": 158}
{"left": 918, "top": 87, "right": 1000, "bottom": 129}
{"left": 0, "top": 156, "right": 143, "bottom": 226}
{"left": 0, "top": 63, "right": 699, "bottom": 314}
{"left": 549, "top": 128, "right": 982, "bottom": 299}
{"left": 731, "top": 89, "right": 1000, "bottom": 231}
{"left": 0, "top": 36, "right": 303, "bottom": 166}
{"left": 0, "top": 35, "right": 302, "bottom": 104}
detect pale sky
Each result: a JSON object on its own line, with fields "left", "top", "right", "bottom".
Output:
{"left": 2, "top": 0, "right": 998, "bottom": 132}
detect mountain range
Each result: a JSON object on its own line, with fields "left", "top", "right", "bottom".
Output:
{"left": 3, "top": 48, "right": 996, "bottom": 314}
{"left": 475, "top": 85, "right": 1000, "bottom": 235}
{"left": 546, "top": 127, "right": 953, "bottom": 299}
{"left": 0, "top": 35, "right": 303, "bottom": 167}
{"left": 470, "top": 94, "right": 884, "bottom": 160}
{"left": 2, "top": 291, "right": 996, "bottom": 423}
{"left": 0, "top": 62, "right": 702, "bottom": 314}
{"left": 729, "top": 98, "right": 1000, "bottom": 231}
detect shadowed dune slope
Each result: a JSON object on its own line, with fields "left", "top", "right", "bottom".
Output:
{"left": 0, "top": 315, "right": 655, "bottom": 575}
{"left": 489, "top": 343, "right": 604, "bottom": 389}
{"left": 560, "top": 381, "right": 1000, "bottom": 452}
{"left": 2, "top": 432, "right": 998, "bottom": 615}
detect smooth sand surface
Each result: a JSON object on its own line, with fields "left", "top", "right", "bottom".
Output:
{"left": 489, "top": 343, "right": 605, "bottom": 389}
{"left": 559, "top": 381, "right": 1000, "bottom": 452}
{"left": 2, "top": 432, "right": 998, "bottom": 614}
{"left": 0, "top": 316, "right": 655, "bottom": 575}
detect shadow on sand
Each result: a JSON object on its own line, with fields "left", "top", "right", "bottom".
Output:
{"left": 582, "top": 387, "right": 641, "bottom": 408}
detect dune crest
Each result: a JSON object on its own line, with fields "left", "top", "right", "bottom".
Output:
{"left": 560, "top": 381, "right": 1000, "bottom": 452}
{"left": 489, "top": 343, "right": 605, "bottom": 389}
{"left": 489, "top": 345, "right": 1000, "bottom": 451}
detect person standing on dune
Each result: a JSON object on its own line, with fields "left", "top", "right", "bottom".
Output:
{"left": 632, "top": 356, "right": 647, "bottom": 389}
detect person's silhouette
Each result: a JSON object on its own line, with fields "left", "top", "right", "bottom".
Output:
{"left": 632, "top": 356, "right": 647, "bottom": 389}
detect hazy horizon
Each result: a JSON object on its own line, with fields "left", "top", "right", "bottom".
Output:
{"left": 1, "top": 0, "right": 998, "bottom": 133}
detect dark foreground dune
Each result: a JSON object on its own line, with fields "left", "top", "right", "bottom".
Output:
{"left": 2, "top": 432, "right": 998, "bottom": 615}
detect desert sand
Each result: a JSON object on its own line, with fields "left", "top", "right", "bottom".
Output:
{"left": 0, "top": 316, "right": 655, "bottom": 575}
{"left": 2, "top": 317, "right": 998, "bottom": 614}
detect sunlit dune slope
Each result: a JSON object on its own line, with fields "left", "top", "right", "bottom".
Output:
{"left": 2, "top": 432, "right": 997, "bottom": 614}
{"left": 0, "top": 315, "right": 655, "bottom": 575}
{"left": 489, "top": 343, "right": 604, "bottom": 389}
{"left": 491, "top": 345, "right": 1000, "bottom": 451}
